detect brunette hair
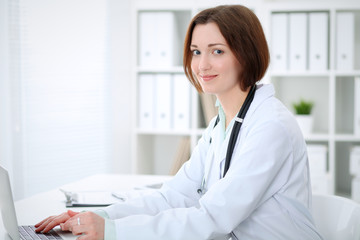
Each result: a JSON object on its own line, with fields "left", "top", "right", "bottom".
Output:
{"left": 183, "top": 5, "right": 270, "bottom": 92}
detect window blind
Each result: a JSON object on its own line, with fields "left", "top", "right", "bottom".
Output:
{"left": 9, "top": 0, "right": 111, "bottom": 199}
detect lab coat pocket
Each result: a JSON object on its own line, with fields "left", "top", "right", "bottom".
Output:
{"left": 204, "top": 155, "right": 225, "bottom": 190}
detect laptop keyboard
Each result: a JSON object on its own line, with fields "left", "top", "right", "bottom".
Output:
{"left": 19, "top": 225, "right": 62, "bottom": 240}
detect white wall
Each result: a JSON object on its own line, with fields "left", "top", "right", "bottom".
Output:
{"left": 0, "top": 0, "right": 133, "bottom": 200}
{"left": 107, "top": 0, "right": 132, "bottom": 173}
{"left": 0, "top": 0, "right": 13, "bottom": 176}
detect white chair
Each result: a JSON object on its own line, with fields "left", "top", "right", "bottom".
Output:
{"left": 312, "top": 194, "right": 360, "bottom": 240}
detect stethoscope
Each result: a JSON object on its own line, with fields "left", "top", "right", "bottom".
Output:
{"left": 197, "top": 84, "right": 257, "bottom": 196}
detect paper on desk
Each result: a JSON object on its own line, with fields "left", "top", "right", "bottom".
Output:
{"left": 62, "top": 186, "right": 161, "bottom": 207}
{"left": 63, "top": 191, "right": 123, "bottom": 207}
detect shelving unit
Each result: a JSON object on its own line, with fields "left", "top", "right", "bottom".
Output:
{"left": 130, "top": 0, "right": 360, "bottom": 198}
{"left": 265, "top": 1, "right": 360, "bottom": 196}
{"left": 132, "top": 1, "right": 193, "bottom": 176}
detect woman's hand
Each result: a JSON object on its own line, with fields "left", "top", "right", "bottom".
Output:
{"left": 35, "top": 210, "right": 79, "bottom": 233}
{"left": 61, "top": 211, "right": 105, "bottom": 240}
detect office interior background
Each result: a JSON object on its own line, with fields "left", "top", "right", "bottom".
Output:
{"left": 0, "top": 0, "right": 360, "bottom": 201}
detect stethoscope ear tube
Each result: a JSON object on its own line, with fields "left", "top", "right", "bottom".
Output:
{"left": 223, "top": 85, "right": 256, "bottom": 177}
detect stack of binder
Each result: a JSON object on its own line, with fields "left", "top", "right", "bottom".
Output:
{"left": 137, "top": 11, "right": 191, "bottom": 131}
{"left": 271, "top": 12, "right": 329, "bottom": 72}
{"left": 173, "top": 74, "right": 191, "bottom": 130}
{"left": 307, "top": 144, "right": 330, "bottom": 194}
{"left": 138, "top": 74, "right": 191, "bottom": 130}
{"left": 336, "top": 12, "right": 355, "bottom": 71}
{"left": 138, "top": 11, "right": 178, "bottom": 67}
{"left": 350, "top": 146, "right": 360, "bottom": 202}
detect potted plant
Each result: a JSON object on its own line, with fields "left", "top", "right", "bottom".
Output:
{"left": 293, "top": 99, "right": 314, "bottom": 136}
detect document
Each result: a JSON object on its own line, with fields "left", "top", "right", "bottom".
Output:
{"left": 139, "top": 12, "right": 157, "bottom": 67}
{"left": 350, "top": 146, "right": 360, "bottom": 202}
{"left": 271, "top": 13, "right": 288, "bottom": 72}
{"left": 307, "top": 144, "right": 329, "bottom": 195}
{"left": 60, "top": 183, "right": 163, "bottom": 207}
{"left": 173, "top": 74, "right": 191, "bottom": 130}
{"left": 138, "top": 12, "right": 177, "bottom": 67}
{"left": 156, "top": 12, "right": 177, "bottom": 67}
{"left": 289, "top": 13, "right": 307, "bottom": 71}
{"left": 311, "top": 174, "right": 331, "bottom": 195}
{"left": 60, "top": 190, "right": 124, "bottom": 207}
{"left": 138, "top": 74, "right": 155, "bottom": 129}
{"left": 155, "top": 74, "right": 172, "bottom": 129}
{"left": 336, "top": 12, "right": 354, "bottom": 71}
{"left": 307, "top": 144, "right": 327, "bottom": 176}
{"left": 350, "top": 146, "right": 360, "bottom": 177}
{"left": 308, "top": 12, "right": 328, "bottom": 71}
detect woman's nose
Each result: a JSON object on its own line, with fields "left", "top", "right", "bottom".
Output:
{"left": 198, "top": 55, "right": 211, "bottom": 71}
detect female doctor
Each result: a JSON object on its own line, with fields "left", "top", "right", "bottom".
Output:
{"left": 35, "top": 5, "right": 323, "bottom": 240}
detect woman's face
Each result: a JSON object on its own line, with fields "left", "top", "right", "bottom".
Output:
{"left": 190, "top": 22, "right": 242, "bottom": 96}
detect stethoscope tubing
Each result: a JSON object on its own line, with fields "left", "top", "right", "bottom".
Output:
{"left": 223, "top": 84, "right": 256, "bottom": 177}
{"left": 197, "top": 85, "right": 257, "bottom": 195}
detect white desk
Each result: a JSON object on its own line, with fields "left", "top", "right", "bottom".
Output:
{"left": 0, "top": 174, "right": 171, "bottom": 239}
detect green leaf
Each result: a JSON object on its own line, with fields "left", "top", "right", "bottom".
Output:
{"left": 293, "top": 99, "right": 314, "bottom": 115}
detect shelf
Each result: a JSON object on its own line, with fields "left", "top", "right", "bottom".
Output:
{"left": 271, "top": 70, "right": 360, "bottom": 77}
{"left": 137, "top": 66, "right": 185, "bottom": 73}
{"left": 136, "top": 128, "right": 193, "bottom": 136}
{"left": 267, "top": 1, "right": 360, "bottom": 12}
{"left": 305, "top": 134, "right": 360, "bottom": 142}
{"left": 136, "top": 128, "right": 207, "bottom": 136}
{"left": 270, "top": 71, "right": 330, "bottom": 77}
{"left": 334, "top": 134, "right": 360, "bottom": 142}
{"left": 335, "top": 191, "right": 352, "bottom": 199}
{"left": 335, "top": 71, "right": 360, "bottom": 77}
{"left": 133, "top": 1, "right": 193, "bottom": 11}
{"left": 304, "top": 133, "right": 330, "bottom": 141}
{"left": 134, "top": 131, "right": 360, "bottom": 142}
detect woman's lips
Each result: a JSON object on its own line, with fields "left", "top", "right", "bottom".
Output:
{"left": 200, "top": 74, "right": 217, "bottom": 82}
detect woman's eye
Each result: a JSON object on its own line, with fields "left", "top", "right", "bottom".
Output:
{"left": 213, "top": 49, "right": 223, "bottom": 54}
{"left": 192, "top": 50, "right": 200, "bottom": 56}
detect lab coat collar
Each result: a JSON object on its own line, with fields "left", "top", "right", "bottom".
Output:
{"left": 211, "top": 84, "right": 275, "bottom": 167}
{"left": 215, "top": 83, "right": 275, "bottom": 129}
{"left": 242, "top": 83, "right": 275, "bottom": 127}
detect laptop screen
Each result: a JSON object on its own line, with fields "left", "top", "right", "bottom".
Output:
{"left": 0, "top": 166, "right": 21, "bottom": 240}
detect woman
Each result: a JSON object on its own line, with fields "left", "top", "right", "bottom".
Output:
{"left": 35, "top": 5, "right": 323, "bottom": 240}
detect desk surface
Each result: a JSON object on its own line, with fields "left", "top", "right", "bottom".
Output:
{"left": 1, "top": 174, "right": 171, "bottom": 239}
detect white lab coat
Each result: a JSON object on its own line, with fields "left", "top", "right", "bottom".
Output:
{"left": 104, "top": 84, "right": 323, "bottom": 240}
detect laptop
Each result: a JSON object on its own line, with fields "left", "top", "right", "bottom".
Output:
{"left": 0, "top": 165, "right": 77, "bottom": 240}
